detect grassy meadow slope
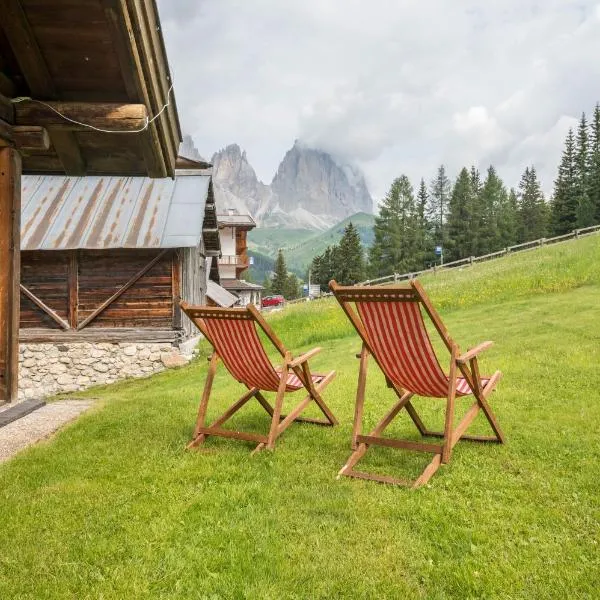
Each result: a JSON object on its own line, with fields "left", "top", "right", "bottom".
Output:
{"left": 248, "top": 212, "right": 376, "bottom": 275}
{"left": 0, "top": 235, "right": 598, "bottom": 598}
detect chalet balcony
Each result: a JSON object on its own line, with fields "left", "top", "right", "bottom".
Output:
{"left": 218, "top": 254, "right": 248, "bottom": 267}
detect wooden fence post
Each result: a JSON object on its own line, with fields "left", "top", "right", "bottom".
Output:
{"left": 0, "top": 147, "right": 21, "bottom": 403}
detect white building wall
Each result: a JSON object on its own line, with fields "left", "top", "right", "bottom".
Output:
{"left": 219, "top": 226, "right": 237, "bottom": 279}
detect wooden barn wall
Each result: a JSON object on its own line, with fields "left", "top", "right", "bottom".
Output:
{"left": 20, "top": 249, "right": 176, "bottom": 330}
{"left": 180, "top": 244, "right": 207, "bottom": 338}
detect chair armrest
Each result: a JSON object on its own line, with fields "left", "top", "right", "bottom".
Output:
{"left": 457, "top": 341, "right": 493, "bottom": 364}
{"left": 288, "top": 347, "right": 321, "bottom": 368}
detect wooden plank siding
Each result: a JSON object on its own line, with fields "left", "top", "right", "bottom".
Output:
{"left": 20, "top": 248, "right": 176, "bottom": 330}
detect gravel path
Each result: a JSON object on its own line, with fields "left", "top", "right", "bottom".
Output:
{"left": 0, "top": 400, "right": 96, "bottom": 463}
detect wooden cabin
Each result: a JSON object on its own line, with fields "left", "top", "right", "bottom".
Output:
{"left": 19, "top": 168, "right": 220, "bottom": 345}
{"left": 0, "top": 0, "right": 182, "bottom": 403}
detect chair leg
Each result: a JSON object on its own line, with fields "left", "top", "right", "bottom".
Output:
{"left": 300, "top": 360, "right": 338, "bottom": 426}
{"left": 352, "top": 345, "right": 368, "bottom": 449}
{"left": 187, "top": 353, "right": 219, "bottom": 449}
{"left": 267, "top": 360, "right": 289, "bottom": 450}
{"left": 469, "top": 360, "right": 505, "bottom": 444}
{"left": 442, "top": 348, "right": 458, "bottom": 464}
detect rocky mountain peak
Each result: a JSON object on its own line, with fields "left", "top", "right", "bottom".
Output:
{"left": 208, "top": 139, "right": 373, "bottom": 230}
{"left": 271, "top": 142, "right": 373, "bottom": 220}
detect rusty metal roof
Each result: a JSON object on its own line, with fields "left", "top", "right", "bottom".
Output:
{"left": 21, "top": 171, "right": 212, "bottom": 251}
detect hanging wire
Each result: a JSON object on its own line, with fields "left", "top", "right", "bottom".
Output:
{"left": 10, "top": 82, "right": 174, "bottom": 134}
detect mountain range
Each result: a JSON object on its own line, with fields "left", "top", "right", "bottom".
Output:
{"left": 209, "top": 141, "right": 373, "bottom": 230}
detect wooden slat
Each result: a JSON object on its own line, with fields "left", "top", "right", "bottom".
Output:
{"left": 356, "top": 435, "right": 443, "bottom": 454}
{"left": 0, "top": 147, "right": 21, "bottom": 403}
{"left": 19, "top": 327, "right": 178, "bottom": 343}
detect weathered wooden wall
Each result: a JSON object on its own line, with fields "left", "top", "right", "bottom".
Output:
{"left": 20, "top": 249, "right": 176, "bottom": 330}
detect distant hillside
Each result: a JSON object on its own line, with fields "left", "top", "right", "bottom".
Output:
{"left": 247, "top": 212, "right": 375, "bottom": 276}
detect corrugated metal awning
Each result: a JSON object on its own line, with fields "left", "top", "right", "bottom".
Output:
{"left": 21, "top": 171, "right": 212, "bottom": 251}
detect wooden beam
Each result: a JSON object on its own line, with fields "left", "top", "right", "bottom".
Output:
{"left": 0, "top": 147, "right": 21, "bottom": 403}
{"left": 19, "top": 284, "right": 69, "bottom": 330}
{"left": 0, "top": 119, "right": 50, "bottom": 152}
{"left": 14, "top": 102, "right": 148, "bottom": 132}
{"left": 13, "top": 126, "right": 50, "bottom": 151}
{"left": 100, "top": 0, "right": 167, "bottom": 177}
{"left": 47, "top": 129, "right": 85, "bottom": 176}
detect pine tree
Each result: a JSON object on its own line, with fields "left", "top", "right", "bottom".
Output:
{"left": 588, "top": 103, "right": 600, "bottom": 222}
{"left": 551, "top": 128, "right": 578, "bottom": 234}
{"left": 575, "top": 113, "right": 595, "bottom": 227}
{"left": 446, "top": 167, "right": 473, "bottom": 261}
{"left": 497, "top": 187, "right": 519, "bottom": 248}
{"left": 480, "top": 165, "right": 507, "bottom": 252}
{"left": 369, "top": 175, "right": 419, "bottom": 276}
{"left": 271, "top": 249, "right": 289, "bottom": 296}
{"left": 335, "top": 222, "right": 366, "bottom": 285}
{"left": 414, "top": 178, "right": 431, "bottom": 266}
{"left": 427, "top": 165, "right": 451, "bottom": 254}
{"left": 469, "top": 166, "right": 485, "bottom": 254}
{"left": 517, "top": 166, "right": 548, "bottom": 241}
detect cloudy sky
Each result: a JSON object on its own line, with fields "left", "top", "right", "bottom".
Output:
{"left": 157, "top": 0, "right": 600, "bottom": 201}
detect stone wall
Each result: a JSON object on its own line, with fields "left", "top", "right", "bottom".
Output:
{"left": 18, "top": 342, "right": 191, "bottom": 400}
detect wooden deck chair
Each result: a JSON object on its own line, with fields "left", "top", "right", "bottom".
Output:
{"left": 329, "top": 279, "right": 505, "bottom": 488}
{"left": 180, "top": 302, "right": 338, "bottom": 453}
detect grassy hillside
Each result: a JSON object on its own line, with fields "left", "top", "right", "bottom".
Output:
{"left": 0, "top": 234, "right": 598, "bottom": 598}
{"left": 247, "top": 227, "right": 316, "bottom": 258}
{"left": 249, "top": 212, "right": 376, "bottom": 276}
{"left": 285, "top": 212, "right": 375, "bottom": 273}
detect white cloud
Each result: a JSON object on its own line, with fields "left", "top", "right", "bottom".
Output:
{"left": 157, "top": 0, "right": 600, "bottom": 200}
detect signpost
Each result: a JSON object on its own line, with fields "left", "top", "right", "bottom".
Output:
{"left": 435, "top": 245, "right": 444, "bottom": 265}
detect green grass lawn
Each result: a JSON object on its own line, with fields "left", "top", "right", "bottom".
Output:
{"left": 1, "top": 236, "right": 599, "bottom": 598}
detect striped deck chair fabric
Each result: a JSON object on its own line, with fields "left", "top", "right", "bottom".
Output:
{"left": 201, "top": 317, "right": 326, "bottom": 392}
{"left": 356, "top": 300, "right": 488, "bottom": 397}
{"left": 180, "top": 302, "right": 338, "bottom": 454}
{"left": 330, "top": 279, "right": 505, "bottom": 488}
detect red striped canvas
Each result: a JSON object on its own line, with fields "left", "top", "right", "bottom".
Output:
{"left": 357, "top": 301, "right": 483, "bottom": 398}
{"left": 202, "top": 317, "right": 315, "bottom": 392}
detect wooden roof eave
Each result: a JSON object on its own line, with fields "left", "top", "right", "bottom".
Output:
{"left": 0, "top": 0, "right": 182, "bottom": 178}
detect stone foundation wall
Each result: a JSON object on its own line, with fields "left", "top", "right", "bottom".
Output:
{"left": 18, "top": 342, "right": 191, "bottom": 401}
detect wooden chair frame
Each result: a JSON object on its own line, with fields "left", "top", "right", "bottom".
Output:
{"left": 330, "top": 279, "right": 505, "bottom": 488}
{"left": 180, "top": 302, "right": 338, "bottom": 454}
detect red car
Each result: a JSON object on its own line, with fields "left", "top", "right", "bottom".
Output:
{"left": 261, "top": 294, "right": 285, "bottom": 308}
